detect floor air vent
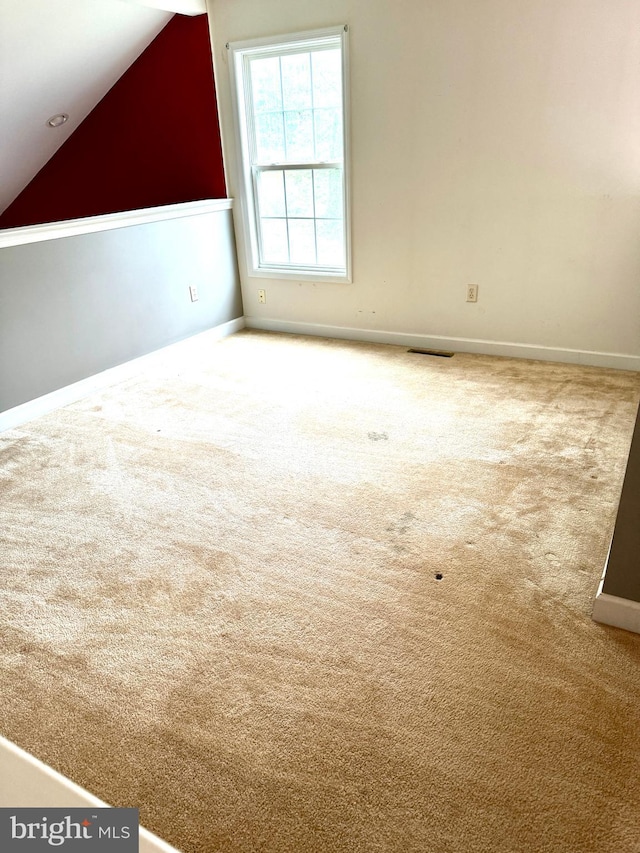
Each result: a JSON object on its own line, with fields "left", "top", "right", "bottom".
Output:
{"left": 407, "top": 348, "right": 455, "bottom": 358}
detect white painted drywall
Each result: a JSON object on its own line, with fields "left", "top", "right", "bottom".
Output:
{"left": 0, "top": 0, "right": 172, "bottom": 215}
{"left": 120, "top": 0, "right": 206, "bottom": 14}
{"left": 208, "top": 0, "right": 640, "bottom": 360}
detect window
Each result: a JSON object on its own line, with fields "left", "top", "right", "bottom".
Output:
{"left": 229, "top": 26, "right": 351, "bottom": 282}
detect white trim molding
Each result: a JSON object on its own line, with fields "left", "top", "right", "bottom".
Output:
{"left": 0, "top": 736, "right": 180, "bottom": 853}
{"left": 0, "top": 318, "right": 245, "bottom": 433}
{"left": 243, "top": 317, "right": 640, "bottom": 372}
{"left": 0, "top": 199, "right": 233, "bottom": 249}
{"left": 592, "top": 589, "right": 640, "bottom": 635}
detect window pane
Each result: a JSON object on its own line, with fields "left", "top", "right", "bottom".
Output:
{"left": 257, "top": 170, "right": 286, "bottom": 217}
{"left": 250, "top": 57, "right": 282, "bottom": 113}
{"left": 285, "top": 170, "right": 313, "bottom": 217}
{"left": 255, "top": 112, "right": 285, "bottom": 162}
{"left": 314, "top": 108, "right": 343, "bottom": 161}
{"left": 313, "top": 169, "right": 343, "bottom": 219}
{"left": 281, "top": 53, "right": 312, "bottom": 111}
{"left": 260, "top": 218, "right": 289, "bottom": 264}
{"left": 316, "top": 219, "right": 345, "bottom": 267}
{"left": 312, "top": 49, "right": 342, "bottom": 108}
{"left": 288, "top": 219, "right": 316, "bottom": 264}
{"left": 284, "top": 110, "right": 314, "bottom": 161}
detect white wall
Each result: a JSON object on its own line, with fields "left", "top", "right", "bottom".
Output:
{"left": 208, "top": 0, "right": 640, "bottom": 366}
{"left": 0, "top": 203, "right": 242, "bottom": 414}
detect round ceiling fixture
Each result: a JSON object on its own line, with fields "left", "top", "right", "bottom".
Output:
{"left": 46, "top": 113, "right": 69, "bottom": 128}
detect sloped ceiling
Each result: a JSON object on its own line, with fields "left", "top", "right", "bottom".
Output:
{"left": 0, "top": 0, "right": 177, "bottom": 216}
{"left": 122, "top": 0, "right": 207, "bottom": 12}
{"left": 0, "top": 12, "right": 225, "bottom": 229}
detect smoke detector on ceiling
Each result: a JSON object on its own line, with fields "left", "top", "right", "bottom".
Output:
{"left": 46, "top": 114, "right": 69, "bottom": 128}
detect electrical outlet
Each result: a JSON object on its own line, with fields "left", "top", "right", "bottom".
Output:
{"left": 466, "top": 284, "right": 478, "bottom": 303}
{"left": 189, "top": 285, "right": 199, "bottom": 302}
{"left": 258, "top": 289, "right": 266, "bottom": 304}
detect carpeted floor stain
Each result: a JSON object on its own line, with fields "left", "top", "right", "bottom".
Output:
{"left": 1, "top": 331, "right": 640, "bottom": 853}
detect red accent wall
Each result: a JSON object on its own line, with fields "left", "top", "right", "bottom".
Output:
{"left": 0, "top": 14, "right": 226, "bottom": 229}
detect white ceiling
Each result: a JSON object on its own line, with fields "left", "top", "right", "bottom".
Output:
{"left": 0, "top": 0, "right": 177, "bottom": 216}
{"left": 121, "top": 0, "right": 206, "bottom": 13}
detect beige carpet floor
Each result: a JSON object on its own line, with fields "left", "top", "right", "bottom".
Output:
{"left": 1, "top": 330, "right": 640, "bottom": 853}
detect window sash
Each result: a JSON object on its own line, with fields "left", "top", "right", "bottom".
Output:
{"left": 229, "top": 26, "right": 351, "bottom": 282}
{"left": 254, "top": 162, "right": 342, "bottom": 171}
{"left": 252, "top": 164, "right": 346, "bottom": 272}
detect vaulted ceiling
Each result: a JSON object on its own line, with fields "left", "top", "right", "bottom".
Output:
{"left": 0, "top": 0, "right": 207, "bottom": 216}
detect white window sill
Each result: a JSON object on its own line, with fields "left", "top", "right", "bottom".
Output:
{"left": 247, "top": 264, "right": 351, "bottom": 284}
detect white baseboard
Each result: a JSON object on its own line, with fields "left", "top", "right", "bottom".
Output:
{"left": 0, "top": 736, "right": 180, "bottom": 853}
{"left": 244, "top": 318, "right": 640, "bottom": 372}
{"left": 592, "top": 574, "right": 640, "bottom": 635}
{"left": 0, "top": 316, "right": 245, "bottom": 433}
{"left": 4, "top": 314, "right": 636, "bottom": 434}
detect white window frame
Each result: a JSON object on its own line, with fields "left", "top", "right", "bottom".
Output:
{"left": 228, "top": 25, "right": 352, "bottom": 283}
